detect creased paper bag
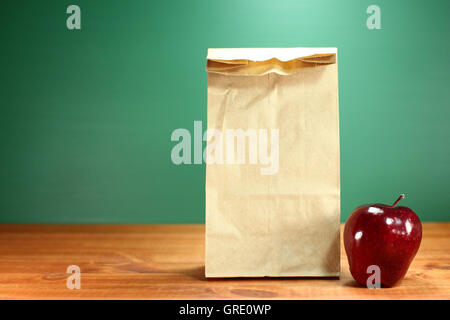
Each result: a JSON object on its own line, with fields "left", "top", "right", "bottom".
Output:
{"left": 205, "top": 48, "right": 340, "bottom": 277}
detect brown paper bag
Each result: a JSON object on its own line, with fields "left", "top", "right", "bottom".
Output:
{"left": 205, "top": 48, "right": 340, "bottom": 277}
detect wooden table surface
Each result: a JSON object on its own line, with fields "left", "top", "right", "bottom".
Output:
{"left": 0, "top": 223, "right": 448, "bottom": 300}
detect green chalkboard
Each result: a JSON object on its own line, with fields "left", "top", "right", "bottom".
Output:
{"left": 1, "top": 1, "right": 449, "bottom": 223}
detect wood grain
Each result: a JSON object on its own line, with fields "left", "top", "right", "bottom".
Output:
{"left": 0, "top": 223, "right": 448, "bottom": 299}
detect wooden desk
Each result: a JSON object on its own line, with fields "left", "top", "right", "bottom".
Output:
{"left": 0, "top": 223, "right": 448, "bottom": 299}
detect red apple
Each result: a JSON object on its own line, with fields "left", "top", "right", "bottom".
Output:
{"left": 344, "top": 194, "right": 422, "bottom": 287}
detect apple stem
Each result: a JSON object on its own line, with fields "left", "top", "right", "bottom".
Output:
{"left": 392, "top": 194, "right": 405, "bottom": 207}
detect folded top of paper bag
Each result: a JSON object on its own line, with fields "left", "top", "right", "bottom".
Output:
{"left": 206, "top": 48, "right": 337, "bottom": 76}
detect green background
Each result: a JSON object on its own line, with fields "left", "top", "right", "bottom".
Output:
{"left": 1, "top": 1, "right": 449, "bottom": 223}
